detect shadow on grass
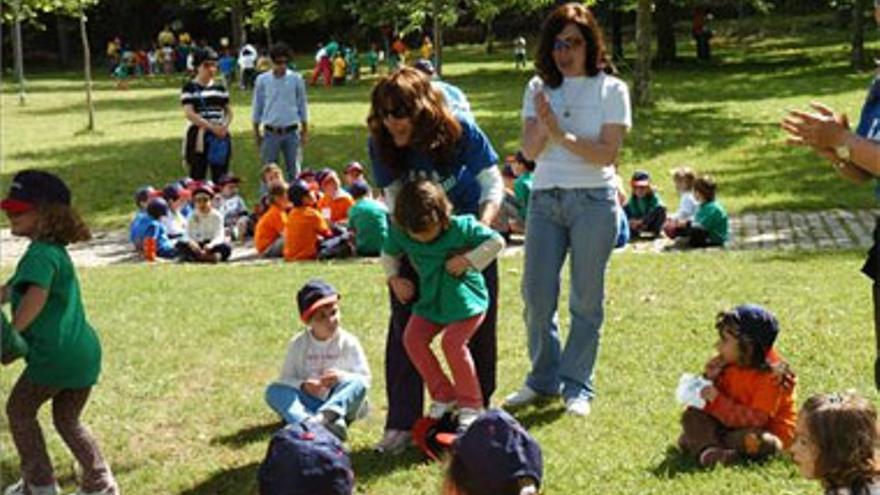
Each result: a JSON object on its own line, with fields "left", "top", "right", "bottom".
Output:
{"left": 510, "top": 404, "right": 566, "bottom": 429}
{"left": 349, "top": 446, "right": 426, "bottom": 484}
{"left": 179, "top": 462, "right": 260, "bottom": 495}
{"left": 651, "top": 445, "right": 701, "bottom": 479}
{"left": 212, "top": 421, "right": 282, "bottom": 447}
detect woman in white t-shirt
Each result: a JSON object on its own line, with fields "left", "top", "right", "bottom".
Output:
{"left": 503, "top": 3, "right": 632, "bottom": 417}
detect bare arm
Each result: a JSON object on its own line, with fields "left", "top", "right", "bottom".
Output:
{"left": 549, "top": 124, "right": 627, "bottom": 166}
{"left": 183, "top": 103, "right": 213, "bottom": 129}
{"left": 13, "top": 285, "right": 48, "bottom": 332}
{"left": 521, "top": 117, "right": 549, "bottom": 161}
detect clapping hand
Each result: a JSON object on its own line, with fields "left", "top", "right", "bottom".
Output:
{"left": 782, "top": 102, "right": 849, "bottom": 151}
{"left": 534, "top": 91, "right": 562, "bottom": 141}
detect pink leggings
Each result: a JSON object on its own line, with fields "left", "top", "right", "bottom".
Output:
{"left": 403, "top": 313, "right": 485, "bottom": 409}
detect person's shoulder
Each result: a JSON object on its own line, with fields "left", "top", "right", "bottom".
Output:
{"left": 181, "top": 79, "right": 199, "bottom": 92}
{"left": 600, "top": 74, "right": 629, "bottom": 93}
{"left": 336, "top": 328, "right": 363, "bottom": 346}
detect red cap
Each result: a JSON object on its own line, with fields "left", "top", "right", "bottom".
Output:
{"left": 0, "top": 198, "right": 34, "bottom": 213}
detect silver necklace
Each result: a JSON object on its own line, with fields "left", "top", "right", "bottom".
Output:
{"left": 560, "top": 79, "right": 589, "bottom": 119}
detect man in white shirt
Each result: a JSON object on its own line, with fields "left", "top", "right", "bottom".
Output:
{"left": 238, "top": 42, "right": 257, "bottom": 89}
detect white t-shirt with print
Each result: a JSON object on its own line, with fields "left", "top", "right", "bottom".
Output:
{"left": 521, "top": 73, "right": 632, "bottom": 190}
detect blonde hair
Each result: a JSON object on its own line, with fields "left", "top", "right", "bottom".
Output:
{"left": 671, "top": 167, "right": 696, "bottom": 189}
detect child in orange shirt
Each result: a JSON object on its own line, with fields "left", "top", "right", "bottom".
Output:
{"left": 254, "top": 182, "right": 289, "bottom": 258}
{"left": 679, "top": 304, "right": 797, "bottom": 467}
{"left": 285, "top": 180, "right": 333, "bottom": 261}
{"left": 317, "top": 170, "right": 354, "bottom": 224}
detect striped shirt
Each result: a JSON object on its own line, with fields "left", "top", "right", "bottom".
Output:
{"left": 180, "top": 80, "right": 229, "bottom": 124}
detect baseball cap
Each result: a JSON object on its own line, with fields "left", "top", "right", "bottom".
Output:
{"left": 217, "top": 173, "right": 242, "bottom": 186}
{"left": 344, "top": 161, "right": 364, "bottom": 174}
{"left": 1, "top": 170, "right": 71, "bottom": 213}
{"left": 297, "top": 279, "right": 340, "bottom": 323}
{"left": 453, "top": 409, "right": 543, "bottom": 494}
{"left": 135, "top": 186, "right": 160, "bottom": 206}
{"left": 257, "top": 421, "right": 354, "bottom": 495}
{"left": 413, "top": 59, "right": 436, "bottom": 76}
{"left": 348, "top": 180, "right": 370, "bottom": 198}
{"left": 288, "top": 180, "right": 313, "bottom": 207}
{"left": 730, "top": 304, "right": 779, "bottom": 358}
{"left": 192, "top": 184, "right": 215, "bottom": 198}
{"left": 162, "top": 183, "right": 191, "bottom": 202}
{"left": 146, "top": 197, "right": 170, "bottom": 219}
{"left": 631, "top": 170, "right": 651, "bottom": 187}
{"left": 193, "top": 47, "right": 219, "bottom": 67}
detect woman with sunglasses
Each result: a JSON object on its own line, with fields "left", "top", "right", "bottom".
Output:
{"left": 782, "top": 1, "right": 880, "bottom": 391}
{"left": 367, "top": 67, "right": 504, "bottom": 454}
{"left": 181, "top": 47, "right": 233, "bottom": 182}
{"left": 502, "top": 3, "right": 631, "bottom": 418}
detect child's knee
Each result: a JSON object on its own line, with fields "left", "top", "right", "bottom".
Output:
{"left": 440, "top": 332, "right": 467, "bottom": 356}
{"left": 744, "top": 431, "right": 783, "bottom": 458}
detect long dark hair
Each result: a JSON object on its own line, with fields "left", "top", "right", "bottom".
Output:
{"left": 367, "top": 67, "right": 462, "bottom": 178}
{"left": 535, "top": 3, "right": 616, "bottom": 89}
{"left": 33, "top": 203, "right": 91, "bottom": 246}
{"left": 801, "top": 393, "right": 880, "bottom": 494}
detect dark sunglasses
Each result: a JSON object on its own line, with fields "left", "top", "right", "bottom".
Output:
{"left": 553, "top": 37, "right": 585, "bottom": 52}
{"left": 380, "top": 106, "right": 411, "bottom": 119}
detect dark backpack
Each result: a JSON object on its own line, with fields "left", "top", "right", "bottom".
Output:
{"left": 257, "top": 422, "right": 354, "bottom": 495}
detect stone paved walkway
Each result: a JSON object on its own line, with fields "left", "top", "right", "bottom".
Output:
{"left": 1, "top": 209, "right": 875, "bottom": 267}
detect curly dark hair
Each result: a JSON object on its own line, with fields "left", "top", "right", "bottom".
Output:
{"left": 393, "top": 179, "right": 452, "bottom": 235}
{"left": 32, "top": 203, "right": 91, "bottom": 246}
{"left": 367, "top": 67, "right": 462, "bottom": 178}
{"left": 535, "top": 3, "right": 616, "bottom": 89}
{"left": 802, "top": 392, "right": 880, "bottom": 494}
{"left": 715, "top": 310, "right": 772, "bottom": 371}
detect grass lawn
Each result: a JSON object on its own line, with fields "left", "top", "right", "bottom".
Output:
{"left": 2, "top": 14, "right": 879, "bottom": 229}
{"left": 0, "top": 249, "right": 876, "bottom": 494}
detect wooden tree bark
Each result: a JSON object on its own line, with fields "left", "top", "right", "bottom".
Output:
{"left": 80, "top": 13, "right": 96, "bottom": 131}
{"left": 634, "top": 0, "right": 653, "bottom": 107}
{"left": 57, "top": 15, "right": 73, "bottom": 68}
{"left": 852, "top": 0, "right": 868, "bottom": 69}
{"left": 231, "top": 0, "right": 246, "bottom": 47}
{"left": 655, "top": 0, "right": 677, "bottom": 64}
{"left": 433, "top": 0, "right": 443, "bottom": 77}
{"left": 611, "top": 0, "right": 624, "bottom": 62}
{"left": 13, "top": 0, "right": 27, "bottom": 106}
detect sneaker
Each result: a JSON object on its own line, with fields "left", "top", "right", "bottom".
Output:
{"left": 502, "top": 385, "right": 543, "bottom": 410}
{"left": 324, "top": 416, "right": 348, "bottom": 442}
{"left": 457, "top": 407, "right": 482, "bottom": 431}
{"left": 564, "top": 397, "right": 591, "bottom": 417}
{"left": 4, "top": 480, "right": 60, "bottom": 495}
{"left": 427, "top": 401, "right": 455, "bottom": 419}
{"left": 374, "top": 429, "right": 412, "bottom": 455}
{"left": 699, "top": 447, "right": 740, "bottom": 467}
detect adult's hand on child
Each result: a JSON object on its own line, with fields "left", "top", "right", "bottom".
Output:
{"left": 445, "top": 255, "right": 472, "bottom": 277}
{"left": 389, "top": 276, "right": 415, "bottom": 304}
{"left": 700, "top": 384, "right": 719, "bottom": 403}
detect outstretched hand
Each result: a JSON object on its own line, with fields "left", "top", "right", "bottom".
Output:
{"left": 782, "top": 102, "right": 849, "bottom": 150}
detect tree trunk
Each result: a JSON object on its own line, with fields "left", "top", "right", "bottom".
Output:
{"left": 484, "top": 17, "right": 495, "bottom": 54}
{"left": 634, "top": 0, "right": 653, "bottom": 107}
{"left": 655, "top": 0, "right": 677, "bottom": 64}
{"left": 231, "top": 0, "right": 246, "bottom": 47}
{"left": 433, "top": 0, "right": 443, "bottom": 77}
{"left": 852, "top": 0, "right": 868, "bottom": 70}
{"left": 265, "top": 23, "right": 273, "bottom": 48}
{"left": 611, "top": 0, "right": 624, "bottom": 62}
{"left": 13, "top": 1, "right": 26, "bottom": 106}
{"left": 80, "top": 13, "right": 96, "bottom": 132}
{"left": 56, "top": 15, "right": 72, "bottom": 68}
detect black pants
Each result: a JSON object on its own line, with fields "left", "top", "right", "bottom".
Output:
{"left": 384, "top": 257, "right": 498, "bottom": 431}
{"left": 626, "top": 206, "right": 667, "bottom": 238}
{"left": 864, "top": 217, "right": 880, "bottom": 389}
{"left": 675, "top": 223, "right": 722, "bottom": 248}
{"left": 176, "top": 240, "right": 232, "bottom": 262}
{"left": 695, "top": 32, "right": 712, "bottom": 60}
{"left": 184, "top": 126, "right": 230, "bottom": 182}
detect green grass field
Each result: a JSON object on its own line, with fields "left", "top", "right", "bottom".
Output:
{"left": 2, "top": 14, "right": 879, "bottom": 229}
{"left": 1, "top": 11, "right": 880, "bottom": 495}
{"left": 0, "top": 250, "right": 875, "bottom": 494}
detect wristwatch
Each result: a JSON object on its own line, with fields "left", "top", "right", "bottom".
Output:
{"left": 834, "top": 135, "right": 851, "bottom": 161}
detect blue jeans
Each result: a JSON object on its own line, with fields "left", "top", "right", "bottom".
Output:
{"left": 260, "top": 130, "right": 300, "bottom": 181}
{"left": 521, "top": 188, "right": 618, "bottom": 401}
{"left": 264, "top": 377, "right": 367, "bottom": 425}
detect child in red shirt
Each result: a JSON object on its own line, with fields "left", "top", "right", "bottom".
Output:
{"left": 679, "top": 304, "right": 797, "bottom": 467}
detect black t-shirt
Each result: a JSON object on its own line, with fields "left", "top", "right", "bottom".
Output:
{"left": 180, "top": 80, "right": 229, "bottom": 124}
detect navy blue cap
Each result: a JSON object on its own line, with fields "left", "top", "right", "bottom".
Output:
{"left": 297, "top": 279, "right": 339, "bottom": 323}
{"left": 414, "top": 59, "right": 436, "bottom": 76}
{"left": 162, "top": 183, "right": 190, "bottom": 202}
{"left": 453, "top": 409, "right": 543, "bottom": 493}
{"left": 631, "top": 170, "right": 651, "bottom": 186}
{"left": 134, "top": 186, "right": 159, "bottom": 206}
{"left": 348, "top": 180, "right": 370, "bottom": 199}
{"left": 146, "top": 197, "right": 169, "bottom": 219}
{"left": 287, "top": 179, "right": 312, "bottom": 207}
{"left": 258, "top": 421, "right": 353, "bottom": 495}
{"left": 1, "top": 170, "right": 71, "bottom": 213}
{"left": 193, "top": 47, "right": 219, "bottom": 67}
{"left": 731, "top": 304, "right": 779, "bottom": 356}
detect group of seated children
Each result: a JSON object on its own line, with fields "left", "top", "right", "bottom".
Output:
{"left": 621, "top": 166, "right": 729, "bottom": 249}
{"left": 252, "top": 161, "right": 390, "bottom": 261}
{"left": 129, "top": 174, "right": 248, "bottom": 262}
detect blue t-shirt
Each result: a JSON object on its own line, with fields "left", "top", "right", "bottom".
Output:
{"left": 144, "top": 220, "right": 177, "bottom": 258}
{"left": 369, "top": 118, "right": 498, "bottom": 215}
{"left": 856, "top": 76, "right": 880, "bottom": 200}
{"left": 218, "top": 55, "right": 236, "bottom": 76}
{"left": 433, "top": 80, "right": 473, "bottom": 122}
{"left": 129, "top": 211, "right": 153, "bottom": 247}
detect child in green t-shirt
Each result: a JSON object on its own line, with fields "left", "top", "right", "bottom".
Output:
{"left": 0, "top": 170, "right": 118, "bottom": 495}
{"left": 668, "top": 175, "right": 729, "bottom": 248}
{"left": 382, "top": 180, "right": 505, "bottom": 432}
{"left": 624, "top": 170, "right": 667, "bottom": 239}
{"left": 347, "top": 180, "right": 388, "bottom": 257}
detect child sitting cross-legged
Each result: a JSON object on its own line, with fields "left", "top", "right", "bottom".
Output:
{"left": 667, "top": 175, "right": 729, "bottom": 248}
{"left": 382, "top": 179, "right": 505, "bottom": 431}
{"left": 284, "top": 180, "right": 334, "bottom": 261}
{"left": 679, "top": 304, "right": 797, "bottom": 467}
{"left": 791, "top": 391, "right": 880, "bottom": 495}
{"left": 177, "top": 185, "right": 232, "bottom": 263}
{"left": 624, "top": 170, "right": 667, "bottom": 239}
{"left": 264, "top": 279, "right": 370, "bottom": 441}
{"left": 317, "top": 170, "right": 355, "bottom": 224}
{"left": 346, "top": 180, "right": 388, "bottom": 257}
{"left": 254, "top": 182, "right": 289, "bottom": 259}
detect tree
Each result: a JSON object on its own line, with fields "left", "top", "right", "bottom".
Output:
{"left": 850, "top": 0, "right": 869, "bottom": 69}
{"left": 634, "top": 0, "right": 652, "bottom": 106}
{"left": 470, "top": 0, "right": 554, "bottom": 54}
